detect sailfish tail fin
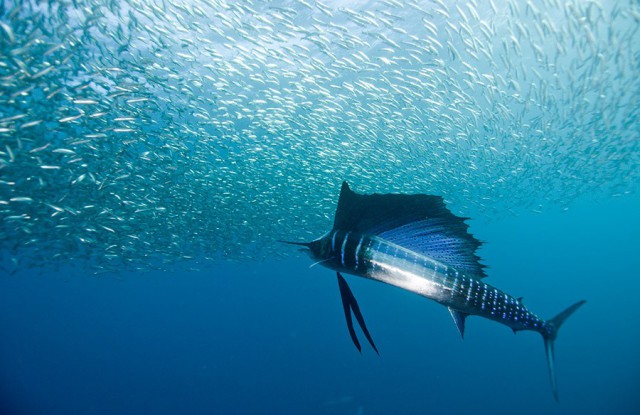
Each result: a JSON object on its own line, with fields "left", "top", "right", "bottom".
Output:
{"left": 541, "top": 300, "right": 586, "bottom": 401}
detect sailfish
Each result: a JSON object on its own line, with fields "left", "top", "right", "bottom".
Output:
{"left": 284, "top": 181, "right": 585, "bottom": 401}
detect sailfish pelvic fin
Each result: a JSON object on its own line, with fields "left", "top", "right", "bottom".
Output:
{"left": 336, "top": 272, "right": 379, "bottom": 355}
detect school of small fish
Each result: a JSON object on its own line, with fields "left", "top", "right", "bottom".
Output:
{"left": 1, "top": 0, "right": 638, "bottom": 273}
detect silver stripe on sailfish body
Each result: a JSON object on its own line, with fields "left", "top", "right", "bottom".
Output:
{"left": 283, "top": 181, "right": 585, "bottom": 401}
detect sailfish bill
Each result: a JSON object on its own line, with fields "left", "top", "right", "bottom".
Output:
{"left": 284, "top": 181, "right": 585, "bottom": 401}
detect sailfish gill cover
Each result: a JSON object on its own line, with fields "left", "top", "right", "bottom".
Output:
{"left": 0, "top": 0, "right": 639, "bottom": 414}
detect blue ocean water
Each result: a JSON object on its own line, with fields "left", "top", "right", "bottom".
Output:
{"left": 2, "top": 0, "right": 640, "bottom": 414}
{"left": 2, "top": 191, "right": 639, "bottom": 414}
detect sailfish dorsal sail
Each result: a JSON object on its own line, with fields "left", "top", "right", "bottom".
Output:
{"left": 332, "top": 181, "right": 486, "bottom": 279}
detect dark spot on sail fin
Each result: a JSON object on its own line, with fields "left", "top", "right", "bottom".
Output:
{"left": 334, "top": 182, "right": 486, "bottom": 279}
{"left": 448, "top": 307, "right": 468, "bottom": 339}
{"left": 337, "top": 272, "right": 379, "bottom": 354}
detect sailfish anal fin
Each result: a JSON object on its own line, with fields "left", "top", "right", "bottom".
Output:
{"left": 336, "top": 272, "right": 379, "bottom": 355}
{"left": 448, "top": 307, "right": 468, "bottom": 339}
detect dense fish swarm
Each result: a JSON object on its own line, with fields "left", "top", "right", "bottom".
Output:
{"left": 1, "top": 0, "right": 639, "bottom": 273}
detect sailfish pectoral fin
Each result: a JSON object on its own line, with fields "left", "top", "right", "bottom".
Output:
{"left": 336, "top": 272, "right": 379, "bottom": 355}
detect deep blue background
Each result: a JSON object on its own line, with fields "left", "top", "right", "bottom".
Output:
{"left": 1, "top": 192, "right": 639, "bottom": 415}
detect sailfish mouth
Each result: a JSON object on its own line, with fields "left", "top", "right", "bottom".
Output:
{"left": 278, "top": 240, "right": 312, "bottom": 247}
{"left": 278, "top": 239, "right": 313, "bottom": 253}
